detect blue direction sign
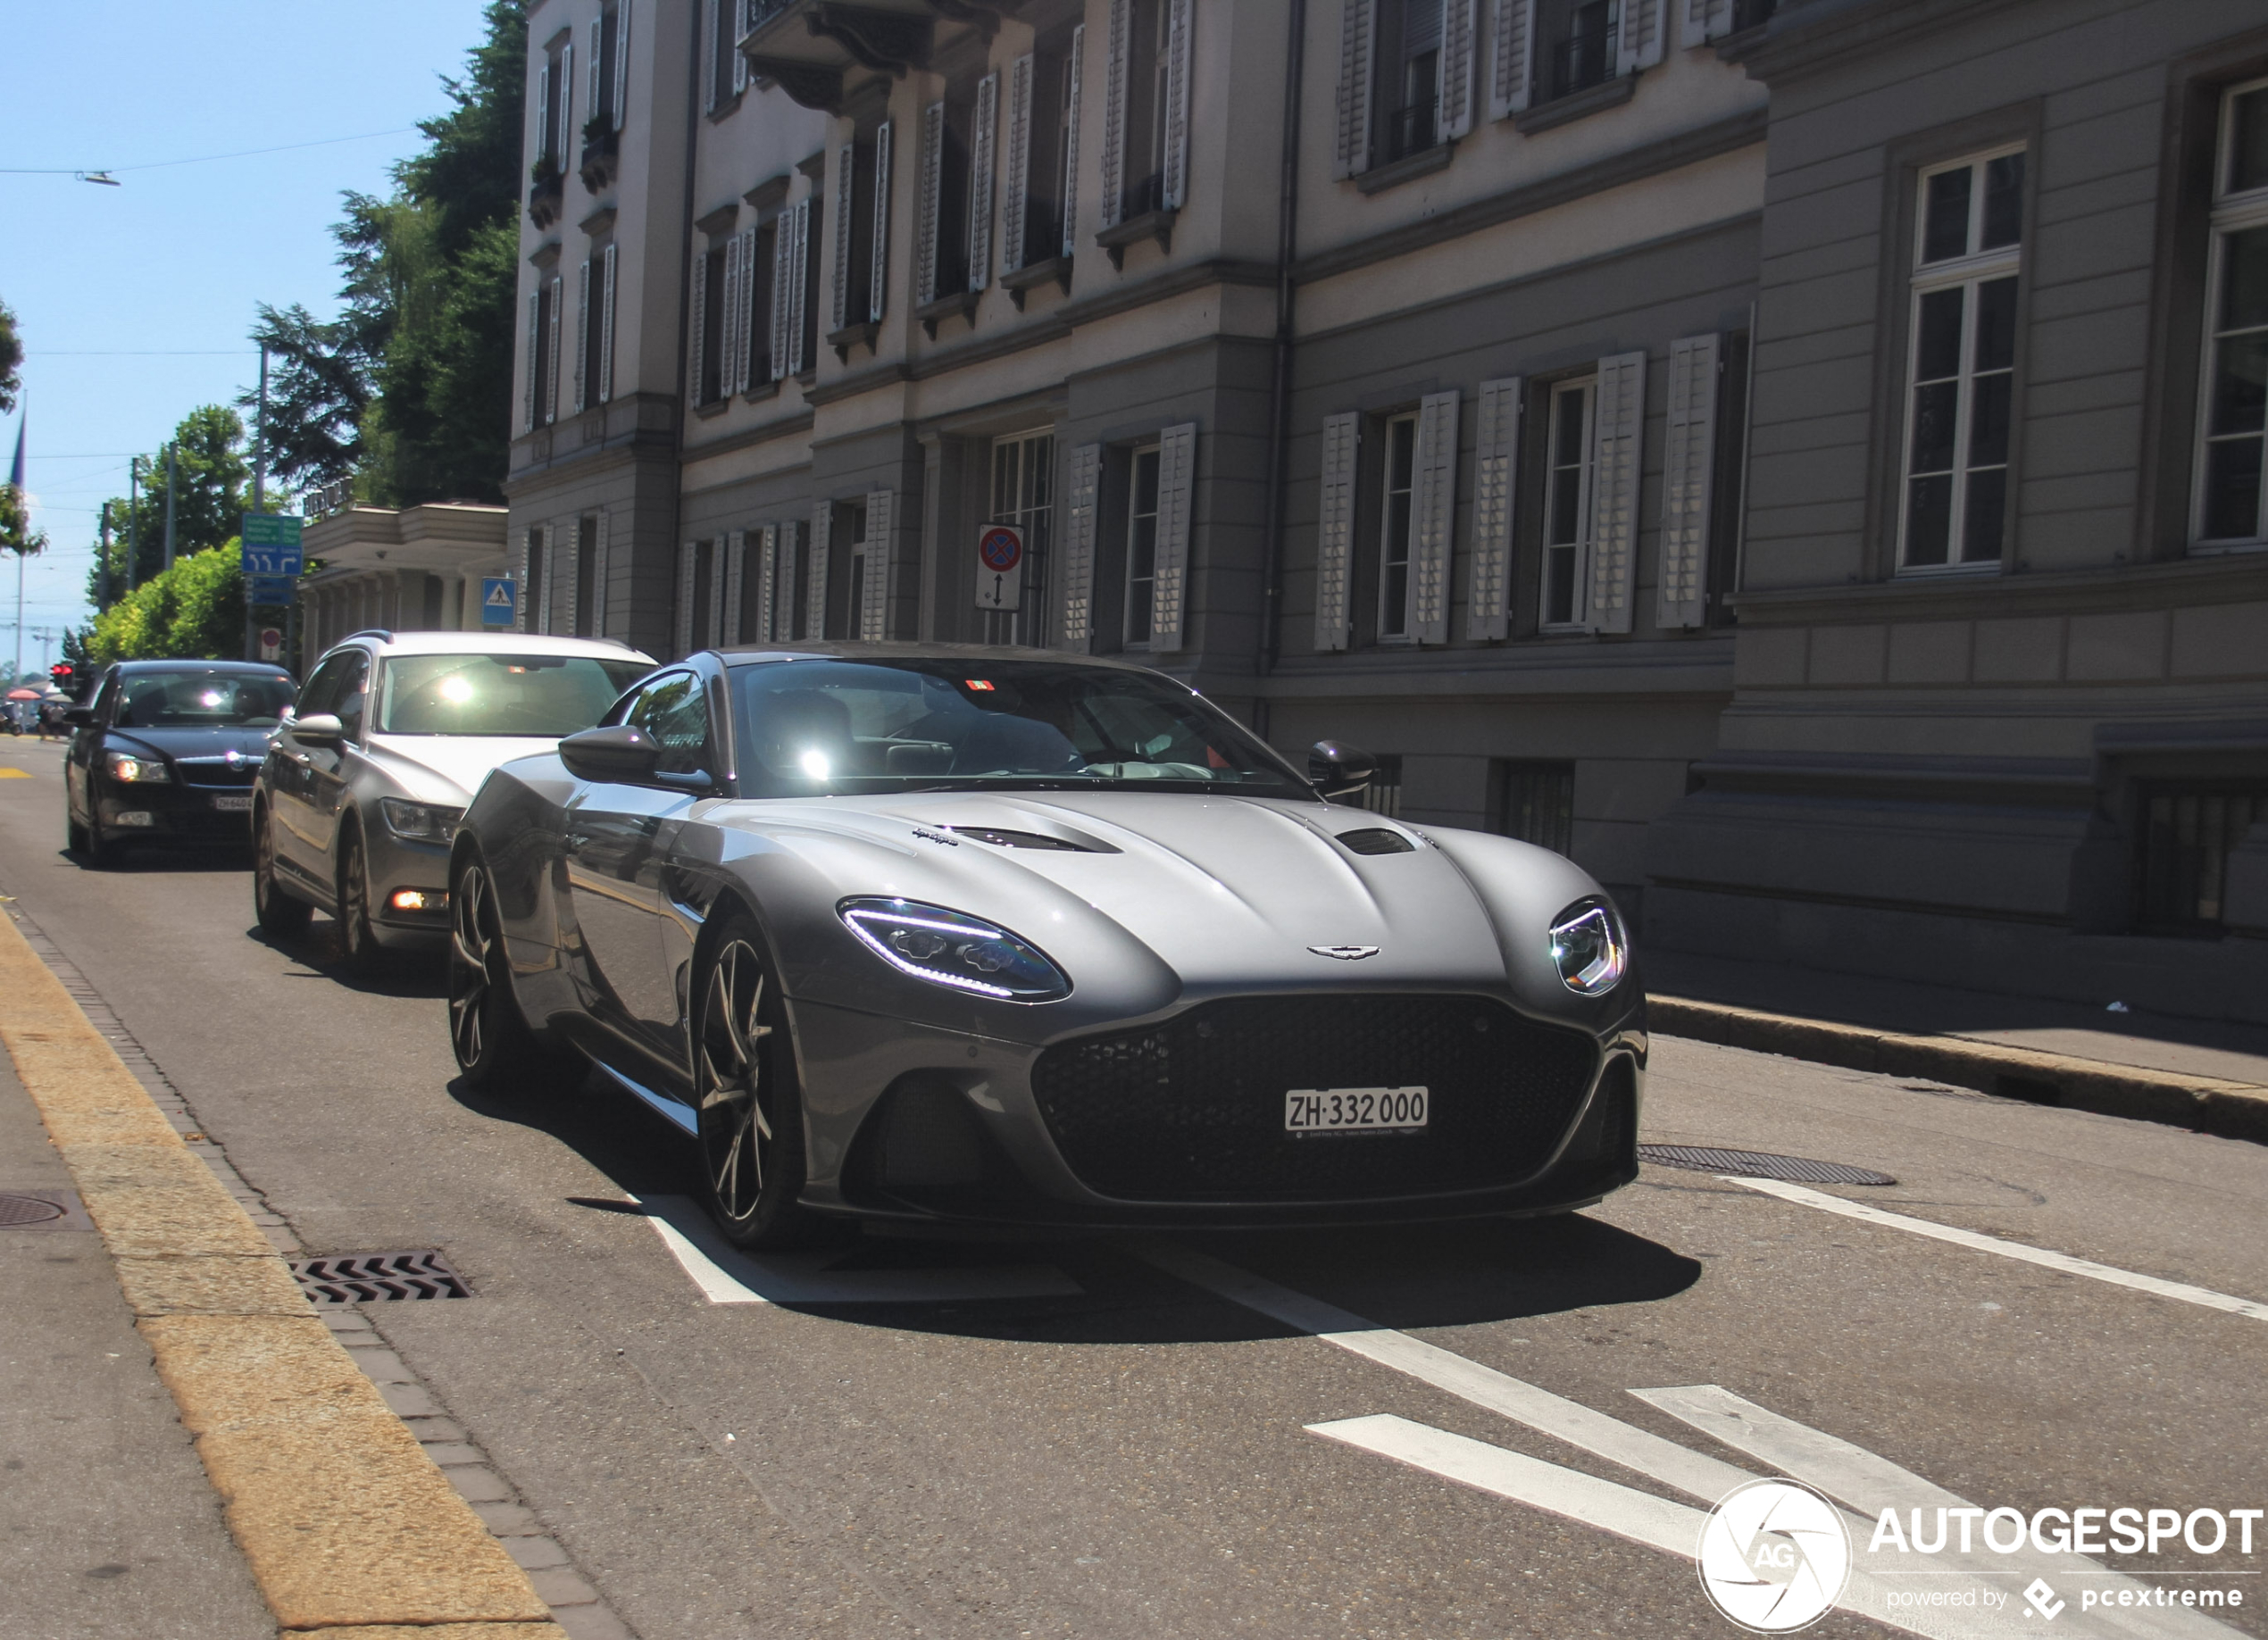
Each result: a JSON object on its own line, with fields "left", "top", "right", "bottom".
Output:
{"left": 481, "top": 577, "right": 517, "bottom": 629}
{"left": 246, "top": 575, "right": 297, "bottom": 604}
{"left": 240, "top": 513, "right": 304, "bottom": 578}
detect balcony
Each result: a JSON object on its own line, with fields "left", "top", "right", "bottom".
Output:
{"left": 527, "top": 158, "right": 564, "bottom": 229}
{"left": 579, "top": 121, "right": 619, "bottom": 194}
{"left": 739, "top": 0, "right": 954, "bottom": 113}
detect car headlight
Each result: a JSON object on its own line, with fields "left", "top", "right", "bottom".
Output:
{"left": 379, "top": 798, "right": 465, "bottom": 842}
{"left": 104, "top": 750, "right": 169, "bottom": 784}
{"left": 838, "top": 898, "right": 1071, "bottom": 1002}
{"left": 1548, "top": 895, "right": 1628, "bottom": 995}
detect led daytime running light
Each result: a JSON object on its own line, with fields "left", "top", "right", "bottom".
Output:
{"left": 838, "top": 899, "right": 1071, "bottom": 1003}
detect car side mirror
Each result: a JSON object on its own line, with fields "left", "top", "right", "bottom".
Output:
{"left": 293, "top": 712, "right": 345, "bottom": 746}
{"left": 560, "top": 723, "right": 668, "bottom": 786}
{"left": 63, "top": 706, "right": 93, "bottom": 727}
{"left": 1308, "top": 740, "right": 1378, "bottom": 799}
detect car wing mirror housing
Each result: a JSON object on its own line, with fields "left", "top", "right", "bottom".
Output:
{"left": 1308, "top": 739, "right": 1378, "bottom": 800}
{"left": 63, "top": 706, "right": 94, "bottom": 727}
{"left": 560, "top": 723, "right": 666, "bottom": 786}
{"left": 293, "top": 712, "right": 345, "bottom": 746}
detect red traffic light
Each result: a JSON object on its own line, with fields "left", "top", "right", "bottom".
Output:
{"left": 49, "top": 663, "right": 72, "bottom": 681}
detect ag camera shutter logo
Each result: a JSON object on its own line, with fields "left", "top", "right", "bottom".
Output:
{"left": 1697, "top": 1478, "right": 1853, "bottom": 1632}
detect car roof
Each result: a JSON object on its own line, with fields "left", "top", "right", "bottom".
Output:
{"left": 328, "top": 630, "right": 656, "bottom": 662}
{"left": 105, "top": 658, "right": 295, "bottom": 674}
{"left": 711, "top": 640, "right": 1163, "bottom": 676}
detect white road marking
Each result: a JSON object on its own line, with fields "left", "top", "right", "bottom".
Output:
{"left": 638, "top": 1195, "right": 1082, "bottom": 1304}
{"left": 1725, "top": 1176, "right": 2268, "bottom": 1323}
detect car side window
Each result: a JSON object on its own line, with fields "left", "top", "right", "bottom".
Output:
{"left": 93, "top": 673, "right": 121, "bottom": 727}
{"left": 332, "top": 652, "right": 371, "bottom": 744}
{"left": 626, "top": 671, "right": 710, "bottom": 777}
{"left": 296, "top": 656, "right": 348, "bottom": 721}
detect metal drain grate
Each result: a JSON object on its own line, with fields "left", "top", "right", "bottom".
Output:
{"left": 290, "top": 1250, "right": 472, "bottom": 1303}
{"left": 0, "top": 1193, "right": 67, "bottom": 1227}
{"left": 1638, "top": 1145, "right": 1897, "bottom": 1186}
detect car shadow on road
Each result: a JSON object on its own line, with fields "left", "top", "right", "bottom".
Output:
{"left": 242, "top": 922, "right": 452, "bottom": 1001}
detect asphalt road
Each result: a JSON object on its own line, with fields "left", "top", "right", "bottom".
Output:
{"left": 2, "top": 733, "right": 2264, "bottom": 1640}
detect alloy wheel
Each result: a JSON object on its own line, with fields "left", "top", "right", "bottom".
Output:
{"left": 447, "top": 863, "right": 492, "bottom": 1070}
{"left": 696, "top": 938, "right": 778, "bottom": 1227}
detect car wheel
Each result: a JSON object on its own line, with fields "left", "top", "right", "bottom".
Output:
{"left": 66, "top": 803, "right": 88, "bottom": 855}
{"left": 337, "top": 824, "right": 384, "bottom": 974}
{"left": 695, "top": 915, "right": 814, "bottom": 1250}
{"left": 253, "top": 806, "right": 312, "bottom": 937}
{"left": 81, "top": 804, "right": 117, "bottom": 870}
{"left": 446, "top": 856, "right": 562, "bottom": 1095}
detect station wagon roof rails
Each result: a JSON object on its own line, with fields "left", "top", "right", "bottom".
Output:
{"left": 344, "top": 629, "right": 394, "bottom": 644}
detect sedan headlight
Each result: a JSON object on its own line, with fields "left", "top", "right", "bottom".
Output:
{"left": 104, "top": 750, "right": 169, "bottom": 784}
{"left": 379, "top": 798, "right": 465, "bottom": 842}
{"left": 1548, "top": 895, "right": 1628, "bottom": 995}
{"left": 838, "top": 898, "right": 1071, "bottom": 1002}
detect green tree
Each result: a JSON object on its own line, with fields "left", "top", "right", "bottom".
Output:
{"left": 0, "top": 297, "right": 21, "bottom": 415}
{"left": 84, "top": 405, "right": 250, "bottom": 601}
{"left": 79, "top": 544, "right": 246, "bottom": 665}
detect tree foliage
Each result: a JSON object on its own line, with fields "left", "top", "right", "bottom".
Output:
{"left": 0, "top": 297, "right": 20, "bottom": 416}
{"left": 1, "top": 483, "right": 48, "bottom": 562}
{"left": 80, "top": 544, "right": 246, "bottom": 665}
{"left": 86, "top": 406, "right": 249, "bottom": 603}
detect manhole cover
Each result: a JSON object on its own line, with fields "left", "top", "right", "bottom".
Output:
{"left": 0, "top": 1194, "right": 66, "bottom": 1227}
{"left": 290, "top": 1250, "right": 472, "bottom": 1303}
{"left": 1638, "top": 1145, "right": 1896, "bottom": 1186}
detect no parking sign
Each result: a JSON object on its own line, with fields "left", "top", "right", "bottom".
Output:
{"left": 974, "top": 523, "right": 1023, "bottom": 611}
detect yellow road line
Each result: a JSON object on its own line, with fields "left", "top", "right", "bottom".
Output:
{"left": 0, "top": 767, "right": 33, "bottom": 778}
{"left": 0, "top": 908, "right": 562, "bottom": 1636}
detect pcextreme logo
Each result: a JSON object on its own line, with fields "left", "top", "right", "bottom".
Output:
{"left": 1697, "top": 1478, "right": 1853, "bottom": 1632}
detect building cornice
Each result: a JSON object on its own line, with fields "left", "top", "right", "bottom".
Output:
{"left": 1731, "top": 553, "right": 2268, "bottom": 626}
{"left": 1737, "top": 0, "right": 2016, "bottom": 84}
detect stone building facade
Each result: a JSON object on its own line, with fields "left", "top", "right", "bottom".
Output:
{"left": 504, "top": 0, "right": 2268, "bottom": 1022}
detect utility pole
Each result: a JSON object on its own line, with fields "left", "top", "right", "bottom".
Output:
{"left": 97, "top": 507, "right": 111, "bottom": 612}
{"left": 126, "top": 458, "right": 140, "bottom": 592}
{"left": 163, "top": 442, "right": 178, "bottom": 576}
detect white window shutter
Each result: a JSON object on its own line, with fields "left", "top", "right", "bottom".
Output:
{"left": 523, "top": 290, "right": 539, "bottom": 431}
{"left": 788, "top": 197, "right": 811, "bottom": 375}
{"left": 1687, "top": 0, "right": 1734, "bottom": 43}
{"left": 1439, "top": 0, "right": 1478, "bottom": 138}
{"left": 1333, "top": 0, "right": 1374, "bottom": 179}
{"left": 721, "top": 231, "right": 744, "bottom": 399}
{"left": 1059, "top": 442, "right": 1101, "bottom": 650}
{"left": 1409, "top": 389, "right": 1460, "bottom": 645}
{"left": 563, "top": 528, "right": 580, "bottom": 637}
{"left": 613, "top": 0, "right": 634, "bottom": 127}
{"left": 1161, "top": 0, "right": 1192, "bottom": 209}
{"left": 969, "top": 71, "right": 999, "bottom": 289}
{"left": 755, "top": 523, "right": 779, "bottom": 642}
{"left": 536, "top": 64, "right": 551, "bottom": 161}
{"left": 1100, "top": 0, "right": 1129, "bottom": 228}
{"left": 574, "top": 259, "right": 591, "bottom": 412}
{"left": 724, "top": 529, "right": 746, "bottom": 644}
{"left": 1003, "top": 56, "right": 1033, "bottom": 273}
{"left": 598, "top": 243, "right": 618, "bottom": 403}
{"left": 592, "top": 511, "right": 611, "bottom": 637}
{"left": 771, "top": 215, "right": 793, "bottom": 381}
{"left": 1061, "top": 25, "right": 1084, "bottom": 256}
{"left": 732, "top": 0, "right": 749, "bottom": 94}
{"left": 1588, "top": 350, "right": 1646, "bottom": 634}
{"left": 862, "top": 489, "right": 894, "bottom": 639}
{"left": 806, "top": 502, "right": 832, "bottom": 639}
{"left": 676, "top": 541, "right": 697, "bottom": 656}
{"left": 1314, "top": 412, "right": 1359, "bottom": 651}
{"left": 832, "top": 141, "right": 857, "bottom": 331}
{"left": 737, "top": 228, "right": 759, "bottom": 390}
{"left": 1488, "top": 0, "right": 1535, "bottom": 120}
{"left": 1617, "top": 0, "right": 1665, "bottom": 74}
{"left": 707, "top": 535, "right": 728, "bottom": 646}
{"left": 1467, "top": 376, "right": 1521, "bottom": 641}
{"left": 559, "top": 43, "right": 575, "bottom": 159}
{"left": 871, "top": 121, "right": 893, "bottom": 320}
{"left": 588, "top": 20, "right": 603, "bottom": 129}
{"left": 1657, "top": 334, "right": 1719, "bottom": 631}
{"left": 518, "top": 529, "right": 535, "bottom": 630}
{"left": 917, "top": 100, "right": 945, "bottom": 305}
{"left": 545, "top": 276, "right": 563, "bottom": 424}
{"left": 700, "top": 0, "right": 717, "bottom": 113}
{"left": 1148, "top": 422, "right": 1197, "bottom": 650}
{"left": 688, "top": 253, "right": 708, "bottom": 407}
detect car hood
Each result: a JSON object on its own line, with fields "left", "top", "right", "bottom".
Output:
{"left": 105, "top": 725, "right": 278, "bottom": 762}
{"left": 361, "top": 735, "right": 568, "bottom": 806}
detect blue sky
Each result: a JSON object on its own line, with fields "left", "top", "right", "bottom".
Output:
{"left": 1, "top": 1, "right": 492, "bottom": 666}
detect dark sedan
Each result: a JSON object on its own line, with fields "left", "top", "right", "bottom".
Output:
{"left": 64, "top": 660, "right": 298, "bottom": 867}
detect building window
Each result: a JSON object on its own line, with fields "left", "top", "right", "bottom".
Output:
{"left": 839, "top": 503, "right": 868, "bottom": 640}
{"left": 697, "top": 242, "right": 726, "bottom": 404}
{"left": 574, "top": 517, "right": 598, "bottom": 637}
{"left": 529, "top": 281, "right": 556, "bottom": 425}
{"left": 1352, "top": 753, "right": 1403, "bottom": 817}
{"left": 1489, "top": 760, "right": 1574, "bottom": 854}
{"left": 746, "top": 218, "right": 777, "bottom": 387}
{"left": 1898, "top": 148, "right": 2024, "bottom": 571}
{"left": 1124, "top": 443, "right": 1162, "bottom": 645}
{"left": 1543, "top": 377, "right": 1596, "bottom": 628}
{"left": 2196, "top": 78, "right": 2268, "bottom": 549}
{"left": 989, "top": 429, "right": 1055, "bottom": 645}
{"left": 1373, "top": 0, "right": 1441, "bottom": 163}
{"left": 706, "top": 0, "right": 740, "bottom": 110}
{"left": 1377, "top": 412, "right": 1418, "bottom": 639}
{"left": 1540, "top": 0, "right": 1617, "bottom": 103}
{"left": 2138, "top": 786, "right": 2268, "bottom": 933}
{"left": 1121, "top": 0, "right": 1172, "bottom": 220}
{"left": 524, "top": 528, "right": 547, "bottom": 634}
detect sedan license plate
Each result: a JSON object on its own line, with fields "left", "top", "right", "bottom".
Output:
{"left": 1284, "top": 1086, "right": 1429, "bottom": 1134}
{"left": 209, "top": 792, "right": 253, "bottom": 813}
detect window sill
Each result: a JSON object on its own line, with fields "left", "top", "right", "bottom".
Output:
{"left": 1095, "top": 207, "right": 1177, "bottom": 270}
{"left": 740, "top": 379, "right": 781, "bottom": 404}
{"left": 1355, "top": 141, "right": 1455, "bottom": 196}
{"left": 827, "top": 320, "right": 880, "bottom": 360}
{"left": 2189, "top": 539, "right": 2268, "bottom": 556}
{"left": 1892, "top": 560, "right": 2000, "bottom": 579}
{"left": 1513, "top": 75, "right": 1635, "bottom": 136}
{"left": 1712, "top": 21, "right": 1772, "bottom": 63}
{"left": 705, "top": 91, "right": 745, "bottom": 122}
{"left": 913, "top": 289, "right": 979, "bottom": 339}
{"left": 1001, "top": 254, "right": 1073, "bottom": 308}
{"left": 692, "top": 397, "right": 730, "bottom": 420}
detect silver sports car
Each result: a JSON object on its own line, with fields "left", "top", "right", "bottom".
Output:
{"left": 447, "top": 644, "right": 1645, "bottom": 1246}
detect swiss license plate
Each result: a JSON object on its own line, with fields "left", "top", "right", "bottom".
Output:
{"left": 210, "top": 792, "right": 253, "bottom": 813}
{"left": 1284, "top": 1086, "right": 1429, "bottom": 1134}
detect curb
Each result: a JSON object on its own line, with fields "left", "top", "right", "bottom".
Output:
{"left": 1649, "top": 995, "right": 2268, "bottom": 1147}
{"left": 0, "top": 909, "right": 564, "bottom": 1636}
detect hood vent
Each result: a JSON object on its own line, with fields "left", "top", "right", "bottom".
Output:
{"left": 946, "top": 826, "right": 1115, "bottom": 853}
{"left": 1335, "top": 828, "right": 1416, "bottom": 856}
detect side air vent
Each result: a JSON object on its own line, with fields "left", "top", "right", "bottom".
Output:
{"left": 946, "top": 827, "right": 1116, "bottom": 853}
{"left": 1336, "top": 828, "right": 1415, "bottom": 856}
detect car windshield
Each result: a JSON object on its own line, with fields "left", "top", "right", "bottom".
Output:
{"left": 376, "top": 654, "right": 652, "bottom": 737}
{"left": 115, "top": 672, "right": 296, "bottom": 728}
{"left": 729, "top": 657, "right": 1309, "bottom": 797}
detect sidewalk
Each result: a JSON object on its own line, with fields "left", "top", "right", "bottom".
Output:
{"left": 1644, "top": 949, "right": 2268, "bottom": 1144}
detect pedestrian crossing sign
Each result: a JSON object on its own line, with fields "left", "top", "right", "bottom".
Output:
{"left": 481, "top": 577, "right": 517, "bottom": 628}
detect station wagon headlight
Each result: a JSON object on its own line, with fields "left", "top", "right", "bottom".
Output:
{"left": 838, "top": 898, "right": 1071, "bottom": 1002}
{"left": 1549, "top": 896, "right": 1628, "bottom": 995}
{"left": 379, "top": 798, "right": 464, "bottom": 842}
{"left": 104, "top": 751, "right": 169, "bottom": 784}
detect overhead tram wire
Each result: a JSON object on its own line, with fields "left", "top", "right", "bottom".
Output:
{"left": 0, "top": 127, "right": 417, "bottom": 182}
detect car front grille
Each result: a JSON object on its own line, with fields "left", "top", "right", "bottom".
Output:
{"left": 1030, "top": 994, "right": 1600, "bottom": 1203}
{"left": 172, "top": 758, "right": 261, "bottom": 788}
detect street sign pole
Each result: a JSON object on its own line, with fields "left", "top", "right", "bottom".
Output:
{"left": 246, "top": 345, "right": 268, "bottom": 661}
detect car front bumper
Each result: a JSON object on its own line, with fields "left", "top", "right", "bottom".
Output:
{"left": 359, "top": 820, "right": 454, "bottom": 950}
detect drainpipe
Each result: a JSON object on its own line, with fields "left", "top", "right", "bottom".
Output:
{"left": 665, "top": 3, "right": 705, "bottom": 658}
{"left": 1254, "top": 0, "right": 1307, "bottom": 738}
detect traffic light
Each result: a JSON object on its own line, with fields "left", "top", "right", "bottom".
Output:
{"left": 49, "top": 663, "right": 80, "bottom": 700}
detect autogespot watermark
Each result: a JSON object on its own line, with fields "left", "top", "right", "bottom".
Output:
{"left": 1698, "top": 1479, "right": 1853, "bottom": 1632}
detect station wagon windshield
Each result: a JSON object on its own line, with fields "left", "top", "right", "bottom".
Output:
{"left": 376, "top": 654, "right": 653, "bottom": 737}
{"left": 729, "top": 658, "right": 1308, "bottom": 797}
